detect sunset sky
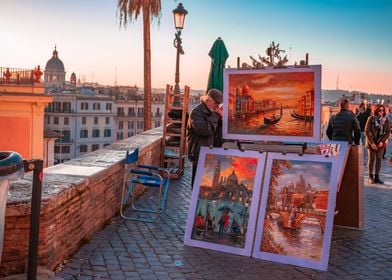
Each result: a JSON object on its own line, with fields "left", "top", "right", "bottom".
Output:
{"left": 201, "top": 154, "right": 258, "bottom": 188}
{"left": 1, "top": 0, "right": 391, "bottom": 94}
{"left": 228, "top": 71, "right": 315, "bottom": 107}
{"left": 276, "top": 160, "right": 332, "bottom": 191}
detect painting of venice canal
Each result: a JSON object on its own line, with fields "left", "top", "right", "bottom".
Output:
{"left": 223, "top": 66, "right": 321, "bottom": 142}
{"left": 186, "top": 148, "right": 264, "bottom": 255}
{"left": 259, "top": 158, "right": 332, "bottom": 262}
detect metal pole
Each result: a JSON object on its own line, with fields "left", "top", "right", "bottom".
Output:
{"left": 172, "top": 30, "right": 184, "bottom": 106}
{"left": 174, "top": 36, "right": 181, "bottom": 95}
{"left": 24, "top": 159, "right": 44, "bottom": 280}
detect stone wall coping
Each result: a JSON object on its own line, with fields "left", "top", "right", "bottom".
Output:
{"left": 7, "top": 127, "right": 163, "bottom": 204}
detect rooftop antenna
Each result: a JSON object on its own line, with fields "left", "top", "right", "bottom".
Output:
{"left": 336, "top": 74, "right": 340, "bottom": 90}
{"left": 114, "top": 67, "right": 118, "bottom": 87}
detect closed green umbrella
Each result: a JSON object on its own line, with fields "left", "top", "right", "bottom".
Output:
{"left": 207, "top": 37, "right": 229, "bottom": 92}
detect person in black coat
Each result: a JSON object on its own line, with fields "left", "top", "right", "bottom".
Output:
{"left": 186, "top": 89, "right": 224, "bottom": 188}
{"left": 326, "top": 98, "right": 361, "bottom": 145}
{"left": 356, "top": 103, "right": 371, "bottom": 145}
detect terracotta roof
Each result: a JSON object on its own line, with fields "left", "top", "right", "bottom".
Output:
{"left": 44, "top": 128, "right": 62, "bottom": 139}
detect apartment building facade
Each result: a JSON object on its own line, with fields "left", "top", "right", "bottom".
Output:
{"left": 45, "top": 92, "right": 115, "bottom": 163}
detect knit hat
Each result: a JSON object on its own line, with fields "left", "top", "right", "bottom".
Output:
{"left": 206, "top": 88, "right": 223, "bottom": 104}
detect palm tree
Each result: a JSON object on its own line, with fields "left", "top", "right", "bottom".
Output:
{"left": 117, "top": 0, "right": 161, "bottom": 131}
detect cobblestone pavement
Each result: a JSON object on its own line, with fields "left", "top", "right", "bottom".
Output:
{"left": 57, "top": 152, "right": 392, "bottom": 280}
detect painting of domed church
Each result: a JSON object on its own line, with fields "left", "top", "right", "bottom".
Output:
{"left": 222, "top": 66, "right": 321, "bottom": 142}
{"left": 253, "top": 153, "right": 340, "bottom": 271}
{"left": 184, "top": 147, "right": 266, "bottom": 256}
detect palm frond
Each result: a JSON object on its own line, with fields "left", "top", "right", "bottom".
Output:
{"left": 117, "top": 0, "right": 161, "bottom": 28}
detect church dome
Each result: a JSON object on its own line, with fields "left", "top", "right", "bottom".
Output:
{"left": 227, "top": 170, "right": 238, "bottom": 186}
{"left": 45, "top": 47, "right": 65, "bottom": 72}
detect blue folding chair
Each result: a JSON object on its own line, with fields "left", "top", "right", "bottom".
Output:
{"left": 120, "top": 148, "right": 170, "bottom": 222}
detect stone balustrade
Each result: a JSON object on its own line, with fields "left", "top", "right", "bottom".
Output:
{"left": 1, "top": 127, "right": 163, "bottom": 275}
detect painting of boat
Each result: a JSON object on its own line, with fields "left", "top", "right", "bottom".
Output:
{"left": 290, "top": 110, "right": 314, "bottom": 121}
{"left": 290, "top": 90, "right": 314, "bottom": 121}
{"left": 264, "top": 105, "right": 283, "bottom": 125}
{"left": 222, "top": 66, "right": 321, "bottom": 142}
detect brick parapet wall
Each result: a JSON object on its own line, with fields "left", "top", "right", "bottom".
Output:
{"left": 0, "top": 127, "right": 163, "bottom": 275}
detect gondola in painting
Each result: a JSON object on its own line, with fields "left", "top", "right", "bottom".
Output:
{"left": 222, "top": 65, "right": 321, "bottom": 142}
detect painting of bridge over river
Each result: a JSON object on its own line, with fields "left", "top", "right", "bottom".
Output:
{"left": 253, "top": 153, "right": 339, "bottom": 271}
{"left": 222, "top": 66, "right": 321, "bottom": 142}
{"left": 184, "top": 147, "right": 265, "bottom": 256}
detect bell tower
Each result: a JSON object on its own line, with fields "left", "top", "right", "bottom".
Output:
{"left": 212, "top": 160, "right": 221, "bottom": 188}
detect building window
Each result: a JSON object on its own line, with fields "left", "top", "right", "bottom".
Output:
{"left": 80, "top": 129, "right": 88, "bottom": 138}
{"left": 94, "top": 117, "right": 98, "bottom": 125}
{"left": 106, "top": 103, "right": 112, "bottom": 110}
{"left": 92, "top": 129, "right": 100, "bottom": 138}
{"left": 129, "top": 121, "right": 134, "bottom": 129}
{"left": 117, "top": 132, "right": 123, "bottom": 140}
{"left": 118, "top": 121, "right": 123, "bottom": 129}
{"left": 54, "top": 146, "right": 60, "bottom": 153}
{"left": 128, "top": 107, "right": 135, "bottom": 116}
{"left": 63, "top": 102, "right": 71, "bottom": 112}
{"left": 47, "top": 117, "right": 50, "bottom": 124}
{"left": 54, "top": 117, "right": 59, "bottom": 125}
{"left": 104, "top": 129, "right": 111, "bottom": 137}
{"left": 61, "top": 146, "right": 70, "bottom": 154}
{"left": 137, "top": 121, "right": 143, "bottom": 130}
{"left": 155, "top": 120, "right": 161, "bottom": 128}
{"left": 53, "top": 102, "right": 61, "bottom": 112}
{"left": 61, "top": 130, "right": 71, "bottom": 142}
{"left": 105, "top": 117, "right": 110, "bottom": 124}
{"left": 93, "top": 103, "right": 100, "bottom": 110}
{"left": 117, "top": 107, "right": 124, "bottom": 116}
{"left": 128, "top": 131, "right": 133, "bottom": 137}
{"left": 92, "top": 144, "right": 99, "bottom": 151}
{"left": 81, "top": 102, "right": 89, "bottom": 110}
{"left": 155, "top": 107, "right": 161, "bottom": 117}
{"left": 64, "top": 117, "right": 69, "bottom": 125}
{"left": 137, "top": 108, "right": 143, "bottom": 117}
{"left": 80, "top": 145, "right": 88, "bottom": 153}
{"left": 103, "top": 143, "right": 110, "bottom": 147}
{"left": 82, "top": 117, "right": 86, "bottom": 125}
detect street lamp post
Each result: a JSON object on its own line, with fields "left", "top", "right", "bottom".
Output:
{"left": 172, "top": 3, "right": 188, "bottom": 99}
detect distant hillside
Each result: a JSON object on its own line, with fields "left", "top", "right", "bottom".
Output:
{"left": 322, "top": 89, "right": 392, "bottom": 105}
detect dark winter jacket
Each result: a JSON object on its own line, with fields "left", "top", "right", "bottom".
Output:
{"left": 356, "top": 109, "right": 371, "bottom": 131}
{"left": 326, "top": 109, "right": 361, "bottom": 144}
{"left": 186, "top": 102, "right": 222, "bottom": 162}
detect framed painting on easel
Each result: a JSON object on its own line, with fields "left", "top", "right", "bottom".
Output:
{"left": 252, "top": 152, "right": 339, "bottom": 271}
{"left": 222, "top": 65, "right": 321, "bottom": 142}
{"left": 184, "top": 147, "right": 266, "bottom": 256}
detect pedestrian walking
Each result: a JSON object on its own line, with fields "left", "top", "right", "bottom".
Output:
{"left": 218, "top": 210, "right": 229, "bottom": 240}
{"left": 326, "top": 98, "right": 361, "bottom": 145}
{"left": 365, "top": 104, "right": 391, "bottom": 184}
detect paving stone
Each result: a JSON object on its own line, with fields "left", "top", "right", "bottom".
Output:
{"left": 55, "top": 159, "right": 392, "bottom": 279}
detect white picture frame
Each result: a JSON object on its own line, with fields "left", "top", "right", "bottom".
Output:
{"left": 184, "top": 147, "right": 266, "bottom": 256}
{"left": 222, "top": 65, "right": 322, "bottom": 142}
{"left": 252, "top": 152, "right": 339, "bottom": 271}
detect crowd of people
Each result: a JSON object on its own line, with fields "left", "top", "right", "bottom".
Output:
{"left": 327, "top": 98, "right": 392, "bottom": 184}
